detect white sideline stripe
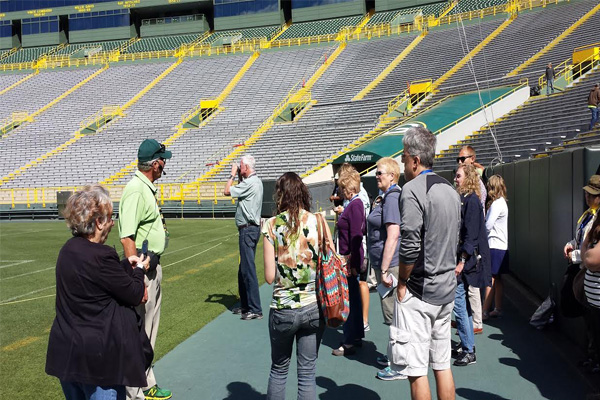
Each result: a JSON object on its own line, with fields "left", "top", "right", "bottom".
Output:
{"left": 0, "top": 260, "right": 35, "bottom": 269}
{"left": 0, "top": 294, "right": 55, "bottom": 307}
{"left": 0, "top": 228, "right": 54, "bottom": 236}
{"left": 163, "top": 233, "right": 237, "bottom": 256}
{"left": 0, "top": 266, "right": 54, "bottom": 281}
{"left": 162, "top": 243, "right": 223, "bottom": 269}
{"left": 174, "top": 224, "right": 230, "bottom": 241}
{"left": 0, "top": 285, "right": 55, "bottom": 304}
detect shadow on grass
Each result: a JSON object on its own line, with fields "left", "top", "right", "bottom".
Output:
{"left": 222, "top": 382, "right": 265, "bottom": 400}
{"left": 205, "top": 292, "right": 239, "bottom": 311}
{"left": 456, "top": 388, "right": 510, "bottom": 400}
{"left": 317, "top": 376, "right": 380, "bottom": 399}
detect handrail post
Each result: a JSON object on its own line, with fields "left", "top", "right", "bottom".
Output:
{"left": 11, "top": 189, "right": 15, "bottom": 208}
{"left": 42, "top": 188, "right": 46, "bottom": 208}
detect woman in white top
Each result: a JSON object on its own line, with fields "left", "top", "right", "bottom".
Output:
{"left": 483, "top": 175, "right": 509, "bottom": 319}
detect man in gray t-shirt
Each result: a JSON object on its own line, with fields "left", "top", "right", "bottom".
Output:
{"left": 224, "top": 155, "right": 264, "bottom": 320}
{"left": 389, "top": 127, "right": 460, "bottom": 398}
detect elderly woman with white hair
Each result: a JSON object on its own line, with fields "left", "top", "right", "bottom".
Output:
{"left": 46, "top": 184, "right": 151, "bottom": 400}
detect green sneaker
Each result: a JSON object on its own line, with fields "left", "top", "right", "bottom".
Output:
{"left": 143, "top": 385, "right": 172, "bottom": 400}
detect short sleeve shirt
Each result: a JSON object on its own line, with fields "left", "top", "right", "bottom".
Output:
{"left": 366, "top": 188, "right": 401, "bottom": 268}
{"left": 261, "top": 210, "right": 319, "bottom": 309}
{"left": 119, "top": 171, "right": 166, "bottom": 255}
{"left": 230, "top": 174, "right": 263, "bottom": 227}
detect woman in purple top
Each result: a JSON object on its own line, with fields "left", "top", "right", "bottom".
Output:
{"left": 332, "top": 169, "right": 366, "bottom": 356}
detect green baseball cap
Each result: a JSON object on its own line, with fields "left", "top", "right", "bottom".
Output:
{"left": 138, "top": 139, "right": 172, "bottom": 163}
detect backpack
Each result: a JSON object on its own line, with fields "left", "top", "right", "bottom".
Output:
{"left": 315, "top": 213, "right": 350, "bottom": 328}
{"left": 380, "top": 187, "right": 402, "bottom": 233}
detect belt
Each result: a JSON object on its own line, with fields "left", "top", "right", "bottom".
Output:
{"left": 238, "top": 223, "right": 259, "bottom": 230}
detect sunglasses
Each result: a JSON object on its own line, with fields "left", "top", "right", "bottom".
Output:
{"left": 456, "top": 155, "right": 474, "bottom": 163}
{"left": 375, "top": 171, "right": 392, "bottom": 176}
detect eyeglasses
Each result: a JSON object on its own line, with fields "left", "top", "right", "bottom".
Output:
{"left": 376, "top": 171, "right": 392, "bottom": 177}
{"left": 456, "top": 155, "right": 474, "bottom": 163}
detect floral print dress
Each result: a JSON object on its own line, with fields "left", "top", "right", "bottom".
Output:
{"left": 262, "top": 209, "right": 320, "bottom": 310}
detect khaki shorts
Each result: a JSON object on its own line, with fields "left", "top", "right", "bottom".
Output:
{"left": 387, "top": 290, "right": 454, "bottom": 377}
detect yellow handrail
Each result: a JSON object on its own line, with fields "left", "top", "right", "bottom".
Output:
{"left": 537, "top": 52, "right": 600, "bottom": 88}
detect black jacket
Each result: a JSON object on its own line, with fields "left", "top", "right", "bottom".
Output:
{"left": 46, "top": 236, "right": 151, "bottom": 387}
{"left": 458, "top": 193, "right": 492, "bottom": 288}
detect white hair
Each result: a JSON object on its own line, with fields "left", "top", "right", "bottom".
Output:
{"left": 241, "top": 155, "right": 256, "bottom": 171}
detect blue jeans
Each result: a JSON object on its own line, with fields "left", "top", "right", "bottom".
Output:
{"left": 267, "top": 303, "right": 325, "bottom": 400}
{"left": 590, "top": 107, "right": 599, "bottom": 131}
{"left": 60, "top": 381, "right": 125, "bottom": 400}
{"left": 343, "top": 274, "right": 364, "bottom": 345}
{"left": 546, "top": 79, "right": 554, "bottom": 95}
{"left": 454, "top": 281, "right": 475, "bottom": 353}
{"left": 238, "top": 225, "right": 262, "bottom": 314}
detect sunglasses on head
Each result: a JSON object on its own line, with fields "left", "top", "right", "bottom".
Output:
{"left": 456, "top": 155, "right": 474, "bottom": 163}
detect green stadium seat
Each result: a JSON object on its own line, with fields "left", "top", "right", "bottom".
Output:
{"left": 278, "top": 16, "right": 363, "bottom": 40}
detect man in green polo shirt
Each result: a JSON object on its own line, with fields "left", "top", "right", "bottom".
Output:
{"left": 119, "top": 139, "right": 172, "bottom": 400}
{"left": 224, "top": 154, "right": 264, "bottom": 320}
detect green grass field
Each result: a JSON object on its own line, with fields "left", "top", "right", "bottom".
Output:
{"left": 0, "top": 218, "right": 261, "bottom": 400}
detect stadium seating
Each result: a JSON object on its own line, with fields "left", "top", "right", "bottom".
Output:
{"left": 365, "top": 18, "right": 502, "bottom": 100}
{"left": 434, "top": 67, "right": 600, "bottom": 171}
{"left": 423, "top": 0, "right": 598, "bottom": 99}
{"left": 207, "top": 26, "right": 279, "bottom": 43}
{"left": 125, "top": 34, "right": 201, "bottom": 53}
{"left": 158, "top": 47, "right": 327, "bottom": 184}
{"left": 1, "top": 63, "right": 172, "bottom": 187}
{"left": 450, "top": 0, "right": 508, "bottom": 14}
{"left": 277, "top": 16, "right": 363, "bottom": 40}
{"left": 55, "top": 40, "right": 128, "bottom": 56}
{"left": 0, "top": 68, "right": 98, "bottom": 121}
{"left": 2, "top": 0, "right": 600, "bottom": 189}
{"left": 0, "top": 72, "right": 28, "bottom": 91}
{"left": 517, "top": 1, "right": 600, "bottom": 77}
{"left": 1, "top": 45, "right": 57, "bottom": 64}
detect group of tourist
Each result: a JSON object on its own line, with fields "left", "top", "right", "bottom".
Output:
{"left": 43, "top": 128, "right": 600, "bottom": 400}
{"left": 247, "top": 129, "right": 512, "bottom": 399}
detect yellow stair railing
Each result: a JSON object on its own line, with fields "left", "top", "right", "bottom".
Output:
{"left": 192, "top": 41, "right": 346, "bottom": 183}
{"left": 0, "top": 70, "right": 39, "bottom": 96}
{"left": 0, "top": 112, "right": 33, "bottom": 137}
{"left": 352, "top": 32, "right": 426, "bottom": 101}
{"left": 0, "top": 47, "right": 17, "bottom": 61}
{"left": 100, "top": 51, "right": 259, "bottom": 185}
{"left": 508, "top": 1, "right": 600, "bottom": 76}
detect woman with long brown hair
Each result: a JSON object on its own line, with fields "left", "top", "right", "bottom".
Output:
{"left": 452, "top": 164, "right": 491, "bottom": 367}
{"left": 262, "top": 172, "right": 331, "bottom": 400}
{"left": 483, "top": 175, "right": 509, "bottom": 319}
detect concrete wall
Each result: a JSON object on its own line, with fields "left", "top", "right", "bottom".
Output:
{"left": 69, "top": 25, "right": 136, "bottom": 43}
{"left": 435, "top": 86, "right": 530, "bottom": 155}
{"left": 141, "top": 20, "right": 208, "bottom": 37}
{"left": 291, "top": 1, "right": 365, "bottom": 23}
{"left": 22, "top": 31, "right": 65, "bottom": 47}
{"left": 214, "top": 10, "right": 283, "bottom": 31}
